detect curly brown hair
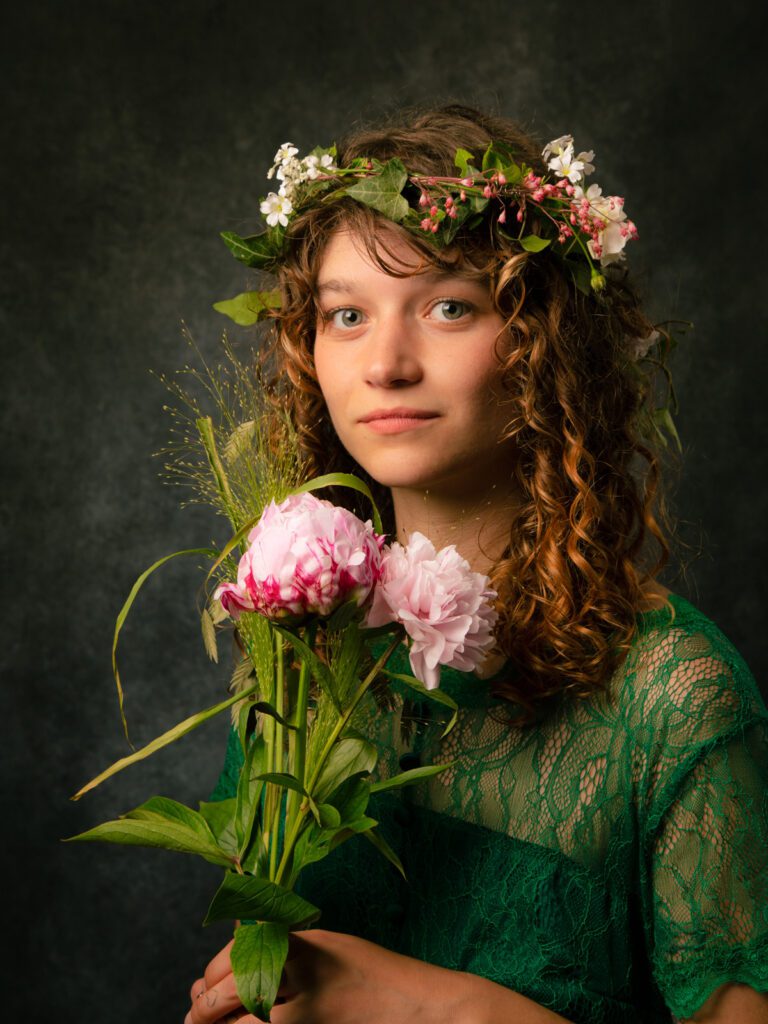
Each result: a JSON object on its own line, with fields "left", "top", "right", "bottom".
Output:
{"left": 258, "top": 104, "right": 677, "bottom": 724}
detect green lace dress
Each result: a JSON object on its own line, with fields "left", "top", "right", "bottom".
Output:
{"left": 210, "top": 594, "right": 768, "bottom": 1023}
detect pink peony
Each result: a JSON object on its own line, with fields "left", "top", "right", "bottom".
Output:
{"left": 215, "top": 492, "right": 385, "bottom": 621}
{"left": 366, "top": 532, "right": 499, "bottom": 689}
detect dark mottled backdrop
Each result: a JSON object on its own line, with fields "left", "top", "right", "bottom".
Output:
{"left": 3, "top": 2, "right": 766, "bottom": 1021}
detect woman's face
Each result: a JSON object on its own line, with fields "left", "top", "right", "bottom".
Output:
{"left": 313, "top": 228, "right": 516, "bottom": 498}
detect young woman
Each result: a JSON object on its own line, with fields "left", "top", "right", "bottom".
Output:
{"left": 185, "top": 107, "right": 768, "bottom": 1024}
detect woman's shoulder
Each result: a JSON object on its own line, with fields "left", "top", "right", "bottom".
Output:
{"left": 617, "top": 590, "right": 766, "bottom": 742}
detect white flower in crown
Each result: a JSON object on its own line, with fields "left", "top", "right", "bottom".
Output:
{"left": 547, "top": 143, "right": 586, "bottom": 184}
{"left": 543, "top": 136, "right": 595, "bottom": 180}
{"left": 577, "top": 149, "right": 595, "bottom": 176}
{"left": 302, "top": 152, "right": 337, "bottom": 179}
{"left": 275, "top": 156, "right": 309, "bottom": 202}
{"left": 274, "top": 143, "right": 298, "bottom": 164}
{"left": 572, "top": 182, "right": 604, "bottom": 205}
{"left": 267, "top": 143, "right": 300, "bottom": 180}
{"left": 542, "top": 134, "right": 574, "bottom": 162}
{"left": 276, "top": 156, "right": 304, "bottom": 183}
{"left": 260, "top": 191, "right": 293, "bottom": 227}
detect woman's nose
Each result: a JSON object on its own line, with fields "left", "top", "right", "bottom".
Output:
{"left": 363, "top": 315, "right": 422, "bottom": 388}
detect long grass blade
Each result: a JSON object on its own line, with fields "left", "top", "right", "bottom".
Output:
{"left": 292, "top": 473, "right": 383, "bottom": 535}
{"left": 71, "top": 682, "right": 260, "bottom": 801}
{"left": 112, "top": 547, "right": 219, "bottom": 746}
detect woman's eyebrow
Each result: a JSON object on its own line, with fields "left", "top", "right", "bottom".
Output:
{"left": 316, "top": 271, "right": 479, "bottom": 296}
{"left": 316, "top": 278, "right": 355, "bottom": 296}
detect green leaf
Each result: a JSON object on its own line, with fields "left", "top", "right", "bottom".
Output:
{"left": 235, "top": 734, "right": 267, "bottom": 852}
{"left": 203, "top": 872, "right": 320, "bottom": 927}
{"left": 213, "top": 290, "right": 282, "bottom": 326}
{"left": 519, "top": 234, "right": 552, "bottom": 253}
{"left": 502, "top": 163, "right": 523, "bottom": 185}
{"left": 251, "top": 701, "right": 297, "bottom": 731}
{"left": 453, "top": 148, "right": 476, "bottom": 178}
{"left": 289, "top": 814, "right": 376, "bottom": 881}
{"left": 363, "top": 827, "right": 406, "bottom": 880}
{"left": 313, "top": 736, "right": 377, "bottom": 804}
{"left": 125, "top": 796, "right": 216, "bottom": 842}
{"left": 255, "top": 772, "right": 306, "bottom": 795}
{"left": 231, "top": 921, "right": 289, "bottom": 1022}
{"left": 441, "top": 199, "right": 474, "bottom": 244}
{"left": 481, "top": 142, "right": 505, "bottom": 172}
{"left": 328, "top": 774, "right": 371, "bottom": 824}
{"left": 292, "top": 472, "right": 384, "bottom": 536}
{"left": 370, "top": 761, "right": 453, "bottom": 794}
{"left": 316, "top": 803, "right": 341, "bottom": 828}
{"left": 71, "top": 679, "right": 261, "bottom": 800}
{"left": 221, "top": 229, "right": 284, "bottom": 268}
{"left": 653, "top": 406, "right": 682, "bottom": 453}
{"left": 566, "top": 259, "right": 592, "bottom": 296}
{"left": 199, "top": 799, "right": 238, "bottom": 856}
{"left": 65, "top": 817, "right": 234, "bottom": 868}
{"left": 200, "top": 606, "right": 218, "bottom": 663}
{"left": 345, "top": 158, "right": 409, "bottom": 222}
{"left": 380, "top": 669, "right": 458, "bottom": 738}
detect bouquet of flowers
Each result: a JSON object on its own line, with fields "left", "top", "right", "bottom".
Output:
{"left": 69, "top": 341, "right": 498, "bottom": 1021}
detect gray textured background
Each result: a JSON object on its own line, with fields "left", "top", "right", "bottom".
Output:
{"left": 3, "top": 2, "right": 766, "bottom": 1021}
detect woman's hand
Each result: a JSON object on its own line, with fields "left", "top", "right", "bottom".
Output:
{"left": 185, "top": 928, "right": 573, "bottom": 1024}
{"left": 185, "top": 929, "right": 468, "bottom": 1024}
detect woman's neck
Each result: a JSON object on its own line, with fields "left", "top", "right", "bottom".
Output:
{"left": 390, "top": 480, "right": 520, "bottom": 576}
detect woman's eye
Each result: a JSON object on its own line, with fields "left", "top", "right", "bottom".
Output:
{"left": 327, "top": 308, "right": 364, "bottom": 329}
{"left": 431, "top": 299, "right": 471, "bottom": 322}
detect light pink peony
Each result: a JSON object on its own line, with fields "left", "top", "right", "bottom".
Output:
{"left": 215, "top": 492, "right": 385, "bottom": 621}
{"left": 366, "top": 532, "right": 499, "bottom": 689}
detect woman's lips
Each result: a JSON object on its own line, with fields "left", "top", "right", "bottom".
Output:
{"left": 358, "top": 408, "right": 439, "bottom": 435}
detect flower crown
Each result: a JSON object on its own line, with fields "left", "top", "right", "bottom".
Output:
{"left": 214, "top": 134, "right": 639, "bottom": 328}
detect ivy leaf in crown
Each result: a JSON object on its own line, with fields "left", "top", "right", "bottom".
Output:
{"left": 345, "top": 157, "right": 409, "bottom": 221}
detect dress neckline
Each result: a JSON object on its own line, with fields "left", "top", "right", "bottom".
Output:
{"left": 386, "top": 591, "right": 692, "bottom": 709}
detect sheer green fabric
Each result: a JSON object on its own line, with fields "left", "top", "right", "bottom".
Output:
{"left": 210, "top": 594, "right": 768, "bottom": 1023}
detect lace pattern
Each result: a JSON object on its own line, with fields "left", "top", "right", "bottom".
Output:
{"left": 212, "top": 594, "right": 768, "bottom": 1022}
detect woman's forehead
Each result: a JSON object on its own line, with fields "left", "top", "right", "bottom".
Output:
{"left": 315, "top": 225, "right": 490, "bottom": 287}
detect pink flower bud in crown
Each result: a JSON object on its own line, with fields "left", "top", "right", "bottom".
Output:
{"left": 366, "top": 532, "right": 498, "bottom": 689}
{"left": 215, "top": 492, "right": 385, "bottom": 621}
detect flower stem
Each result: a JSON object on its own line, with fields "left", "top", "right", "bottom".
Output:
{"left": 285, "top": 625, "right": 315, "bottom": 834}
{"left": 274, "top": 631, "right": 402, "bottom": 886}
{"left": 268, "top": 632, "right": 285, "bottom": 880}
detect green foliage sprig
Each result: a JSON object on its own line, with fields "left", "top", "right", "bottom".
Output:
{"left": 67, "top": 336, "right": 458, "bottom": 1021}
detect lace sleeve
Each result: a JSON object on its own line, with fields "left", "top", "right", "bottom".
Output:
{"left": 638, "top": 634, "right": 768, "bottom": 1020}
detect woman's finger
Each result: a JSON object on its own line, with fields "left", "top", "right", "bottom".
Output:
{"left": 185, "top": 972, "right": 242, "bottom": 1024}
{"left": 189, "top": 976, "right": 206, "bottom": 1001}
{"left": 203, "top": 938, "right": 236, "bottom": 988}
